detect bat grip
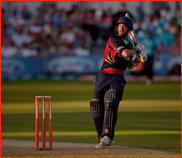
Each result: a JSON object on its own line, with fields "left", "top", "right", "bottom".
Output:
{"left": 140, "top": 55, "right": 145, "bottom": 63}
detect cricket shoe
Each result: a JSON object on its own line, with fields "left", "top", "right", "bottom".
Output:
{"left": 101, "top": 135, "right": 111, "bottom": 145}
{"left": 95, "top": 136, "right": 115, "bottom": 149}
{"left": 108, "top": 139, "right": 115, "bottom": 146}
{"left": 99, "top": 136, "right": 115, "bottom": 145}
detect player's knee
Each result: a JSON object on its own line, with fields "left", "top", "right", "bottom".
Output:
{"left": 104, "top": 89, "right": 121, "bottom": 108}
{"left": 90, "top": 99, "right": 104, "bottom": 118}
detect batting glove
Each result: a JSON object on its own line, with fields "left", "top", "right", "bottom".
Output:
{"left": 135, "top": 43, "right": 146, "bottom": 52}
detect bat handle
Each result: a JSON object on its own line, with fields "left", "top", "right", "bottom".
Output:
{"left": 135, "top": 41, "right": 138, "bottom": 46}
{"left": 140, "top": 55, "right": 145, "bottom": 63}
{"left": 141, "top": 58, "right": 145, "bottom": 63}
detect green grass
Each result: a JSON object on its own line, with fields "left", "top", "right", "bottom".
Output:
{"left": 1, "top": 80, "right": 180, "bottom": 102}
{"left": 1, "top": 80, "right": 181, "bottom": 154}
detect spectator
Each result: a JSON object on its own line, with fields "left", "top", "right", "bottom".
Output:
{"left": 58, "top": 9, "right": 69, "bottom": 30}
{"left": 59, "top": 38, "right": 69, "bottom": 55}
{"left": 1, "top": 9, "right": 7, "bottom": 22}
{"left": 147, "top": 15, "right": 155, "bottom": 28}
{"left": 75, "top": 45, "right": 90, "bottom": 56}
{"left": 39, "top": 30, "right": 50, "bottom": 48}
{"left": 169, "top": 35, "right": 181, "bottom": 54}
{"left": 74, "top": 28, "right": 92, "bottom": 47}
{"left": 17, "top": 19, "right": 26, "bottom": 31}
{"left": 19, "top": 4, "right": 31, "bottom": 21}
{"left": 98, "top": 11, "right": 112, "bottom": 41}
{"left": 1, "top": 2, "right": 180, "bottom": 59}
{"left": 134, "top": 19, "right": 147, "bottom": 32}
{"left": 113, "top": 2, "right": 133, "bottom": 25}
{"left": 150, "top": 8, "right": 160, "bottom": 28}
{"left": 154, "top": 27, "right": 167, "bottom": 50}
{"left": 107, "top": 7, "right": 113, "bottom": 18}
{"left": 143, "top": 31, "right": 157, "bottom": 85}
{"left": 39, "top": 42, "right": 50, "bottom": 56}
{"left": 24, "top": 29, "right": 33, "bottom": 45}
{"left": 11, "top": 27, "right": 27, "bottom": 48}
{"left": 48, "top": 43, "right": 61, "bottom": 55}
{"left": 83, "top": 9, "right": 98, "bottom": 42}
{"left": 8, "top": 6, "right": 21, "bottom": 28}
{"left": 1, "top": 26, "right": 9, "bottom": 45}
{"left": 67, "top": 4, "right": 77, "bottom": 16}
{"left": 157, "top": 41, "right": 169, "bottom": 54}
{"left": 31, "top": 34, "right": 40, "bottom": 51}
{"left": 70, "top": 6, "right": 83, "bottom": 27}
{"left": 1, "top": 39, "right": 17, "bottom": 58}
{"left": 147, "top": 15, "right": 158, "bottom": 36}
{"left": 22, "top": 44, "right": 38, "bottom": 57}
{"left": 162, "top": 25, "right": 175, "bottom": 46}
{"left": 169, "top": 17, "right": 180, "bottom": 35}
{"left": 95, "top": 9, "right": 103, "bottom": 24}
{"left": 38, "top": 30, "right": 52, "bottom": 56}
{"left": 5, "top": 21, "right": 15, "bottom": 36}
{"left": 43, "top": 20, "right": 55, "bottom": 35}
{"left": 158, "top": 10, "right": 169, "bottom": 29}
{"left": 67, "top": 19, "right": 75, "bottom": 32}
{"left": 34, "top": 7, "right": 44, "bottom": 26}
{"left": 134, "top": 19, "right": 147, "bottom": 41}
{"left": 44, "top": 5, "right": 59, "bottom": 28}
{"left": 154, "top": 27, "right": 172, "bottom": 50}
{"left": 60, "top": 27, "right": 75, "bottom": 44}
{"left": 49, "top": 28, "right": 60, "bottom": 45}
{"left": 111, "top": 2, "right": 133, "bottom": 35}
{"left": 134, "top": 5, "right": 144, "bottom": 22}
{"left": 36, "top": 16, "right": 44, "bottom": 27}
{"left": 63, "top": 44, "right": 75, "bottom": 56}
{"left": 163, "top": 6, "right": 174, "bottom": 21}
{"left": 34, "top": 7, "right": 42, "bottom": 19}
{"left": 152, "top": 7, "right": 160, "bottom": 19}
{"left": 29, "top": 18, "right": 42, "bottom": 34}
{"left": 1, "top": 20, "right": 7, "bottom": 35}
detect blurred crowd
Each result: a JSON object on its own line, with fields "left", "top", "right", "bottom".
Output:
{"left": 1, "top": 2, "right": 181, "bottom": 58}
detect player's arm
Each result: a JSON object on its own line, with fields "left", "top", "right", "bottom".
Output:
{"left": 110, "top": 36, "right": 140, "bottom": 57}
{"left": 123, "top": 43, "right": 148, "bottom": 62}
{"left": 121, "top": 49, "right": 138, "bottom": 57}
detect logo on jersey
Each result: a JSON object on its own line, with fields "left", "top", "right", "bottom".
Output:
{"left": 105, "top": 55, "right": 113, "bottom": 64}
{"left": 104, "top": 50, "right": 115, "bottom": 64}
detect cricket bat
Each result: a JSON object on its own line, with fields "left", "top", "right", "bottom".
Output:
{"left": 125, "top": 13, "right": 145, "bottom": 63}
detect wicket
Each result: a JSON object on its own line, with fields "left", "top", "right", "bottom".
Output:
{"left": 35, "top": 96, "right": 52, "bottom": 150}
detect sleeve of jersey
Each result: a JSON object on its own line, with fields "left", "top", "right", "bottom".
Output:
{"left": 109, "top": 36, "right": 126, "bottom": 54}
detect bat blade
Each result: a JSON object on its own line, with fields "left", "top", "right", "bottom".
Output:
{"left": 125, "top": 13, "right": 145, "bottom": 63}
{"left": 125, "top": 13, "right": 138, "bottom": 46}
{"left": 125, "top": 13, "right": 129, "bottom": 18}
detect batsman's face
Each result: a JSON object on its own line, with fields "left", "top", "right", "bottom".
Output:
{"left": 118, "top": 24, "right": 129, "bottom": 38}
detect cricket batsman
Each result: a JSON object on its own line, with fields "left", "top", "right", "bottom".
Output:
{"left": 90, "top": 17, "right": 147, "bottom": 149}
